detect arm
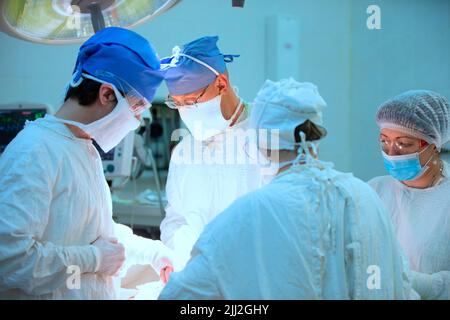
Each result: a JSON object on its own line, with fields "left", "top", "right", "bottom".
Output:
{"left": 0, "top": 148, "right": 99, "bottom": 295}
{"left": 399, "top": 246, "right": 421, "bottom": 300}
{"left": 160, "top": 155, "right": 208, "bottom": 271}
{"left": 159, "top": 194, "right": 255, "bottom": 300}
{"left": 158, "top": 243, "right": 221, "bottom": 300}
{"left": 113, "top": 223, "right": 174, "bottom": 275}
{"left": 159, "top": 205, "right": 203, "bottom": 270}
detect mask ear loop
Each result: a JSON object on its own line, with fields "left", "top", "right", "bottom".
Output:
{"left": 228, "top": 98, "right": 243, "bottom": 126}
{"left": 419, "top": 143, "right": 435, "bottom": 169}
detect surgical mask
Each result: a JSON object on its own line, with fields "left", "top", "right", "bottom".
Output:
{"left": 382, "top": 145, "right": 434, "bottom": 181}
{"left": 57, "top": 85, "right": 140, "bottom": 153}
{"left": 178, "top": 95, "right": 242, "bottom": 141}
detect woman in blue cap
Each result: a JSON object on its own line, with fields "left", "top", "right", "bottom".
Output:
{"left": 159, "top": 36, "right": 262, "bottom": 271}
{"left": 0, "top": 27, "right": 174, "bottom": 299}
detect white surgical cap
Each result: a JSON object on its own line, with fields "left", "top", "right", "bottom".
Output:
{"left": 250, "top": 78, "right": 327, "bottom": 150}
{"left": 376, "top": 90, "right": 450, "bottom": 149}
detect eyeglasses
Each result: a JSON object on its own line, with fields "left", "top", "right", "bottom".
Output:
{"left": 165, "top": 84, "right": 210, "bottom": 109}
{"left": 380, "top": 136, "right": 428, "bottom": 155}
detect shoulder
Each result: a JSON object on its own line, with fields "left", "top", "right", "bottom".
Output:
{"left": 0, "top": 121, "right": 62, "bottom": 175}
{"left": 2, "top": 122, "right": 49, "bottom": 161}
{"left": 367, "top": 175, "right": 396, "bottom": 193}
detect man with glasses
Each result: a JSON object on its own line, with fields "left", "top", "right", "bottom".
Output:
{"left": 159, "top": 36, "right": 262, "bottom": 271}
{"left": 369, "top": 90, "right": 450, "bottom": 300}
{"left": 0, "top": 27, "right": 174, "bottom": 299}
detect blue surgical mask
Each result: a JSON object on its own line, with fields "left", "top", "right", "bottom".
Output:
{"left": 382, "top": 145, "right": 433, "bottom": 181}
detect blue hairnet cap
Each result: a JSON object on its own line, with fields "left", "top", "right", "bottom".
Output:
{"left": 71, "top": 27, "right": 163, "bottom": 101}
{"left": 161, "top": 36, "right": 239, "bottom": 95}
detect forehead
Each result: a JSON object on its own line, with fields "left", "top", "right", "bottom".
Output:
{"left": 171, "top": 86, "right": 205, "bottom": 100}
{"left": 380, "top": 128, "right": 417, "bottom": 139}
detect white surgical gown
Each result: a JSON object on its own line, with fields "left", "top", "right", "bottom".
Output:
{"left": 369, "top": 161, "right": 450, "bottom": 300}
{"left": 160, "top": 108, "right": 262, "bottom": 270}
{"left": 159, "top": 161, "right": 415, "bottom": 299}
{"left": 0, "top": 115, "right": 172, "bottom": 299}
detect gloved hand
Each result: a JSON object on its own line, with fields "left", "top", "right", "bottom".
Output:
{"left": 160, "top": 265, "right": 174, "bottom": 284}
{"left": 411, "top": 270, "right": 434, "bottom": 299}
{"left": 92, "top": 236, "right": 125, "bottom": 276}
{"left": 151, "top": 241, "right": 176, "bottom": 275}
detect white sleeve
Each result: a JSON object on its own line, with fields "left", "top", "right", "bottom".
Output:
{"left": 159, "top": 156, "right": 206, "bottom": 270}
{"left": 159, "top": 205, "right": 201, "bottom": 270}
{"left": 412, "top": 270, "right": 450, "bottom": 300}
{"left": 0, "top": 146, "right": 98, "bottom": 296}
{"left": 399, "top": 248, "right": 421, "bottom": 300}
{"left": 114, "top": 223, "right": 174, "bottom": 274}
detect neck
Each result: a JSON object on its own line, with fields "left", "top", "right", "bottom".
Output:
{"left": 402, "top": 154, "right": 443, "bottom": 189}
{"left": 55, "top": 99, "right": 95, "bottom": 139}
{"left": 221, "top": 86, "right": 242, "bottom": 124}
{"left": 56, "top": 99, "right": 101, "bottom": 124}
{"left": 277, "top": 147, "right": 319, "bottom": 175}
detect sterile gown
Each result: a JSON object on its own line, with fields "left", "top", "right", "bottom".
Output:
{"left": 160, "top": 107, "right": 262, "bottom": 270}
{"left": 159, "top": 161, "right": 416, "bottom": 299}
{"left": 369, "top": 161, "right": 450, "bottom": 300}
{"left": 0, "top": 115, "right": 172, "bottom": 299}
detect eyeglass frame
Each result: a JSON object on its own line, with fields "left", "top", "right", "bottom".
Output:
{"left": 379, "top": 135, "right": 429, "bottom": 155}
{"left": 165, "top": 83, "right": 212, "bottom": 109}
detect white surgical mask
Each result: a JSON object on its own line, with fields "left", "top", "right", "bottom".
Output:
{"left": 57, "top": 85, "right": 140, "bottom": 153}
{"left": 178, "top": 95, "right": 242, "bottom": 141}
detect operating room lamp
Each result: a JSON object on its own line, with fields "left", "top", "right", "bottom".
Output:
{"left": 0, "top": 0, "right": 181, "bottom": 44}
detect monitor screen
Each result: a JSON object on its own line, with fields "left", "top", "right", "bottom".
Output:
{"left": 92, "top": 140, "right": 115, "bottom": 161}
{"left": 0, "top": 109, "right": 46, "bottom": 153}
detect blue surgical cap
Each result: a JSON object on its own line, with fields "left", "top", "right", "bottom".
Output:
{"left": 161, "top": 36, "right": 239, "bottom": 95}
{"left": 71, "top": 27, "right": 163, "bottom": 102}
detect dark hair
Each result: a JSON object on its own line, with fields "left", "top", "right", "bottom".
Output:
{"left": 294, "top": 120, "right": 326, "bottom": 143}
{"left": 64, "top": 78, "right": 102, "bottom": 106}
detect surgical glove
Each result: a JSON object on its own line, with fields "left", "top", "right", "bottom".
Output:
{"left": 160, "top": 265, "right": 174, "bottom": 284}
{"left": 151, "top": 241, "right": 175, "bottom": 274}
{"left": 411, "top": 271, "right": 433, "bottom": 299}
{"left": 92, "top": 236, "right": 125, "bottom": 276}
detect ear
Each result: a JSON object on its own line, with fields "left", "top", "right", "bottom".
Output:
{"left": 215, "top": 73, "right": 229, "bottom": 94}
{"left": 98, "top": 84, "right": 117, "bottom": 107}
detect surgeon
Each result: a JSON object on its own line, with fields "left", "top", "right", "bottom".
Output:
{"left": 158, "top": 36, "right": 261, "bottom": 270}
{"left": 369, "top": 90, "right": 450, "bottom": 300}
{"left": 159, "top": 78, "right": 417, "bottom": 299}
{"left": 0, "top": 27, "right": 174, "bottom": 299}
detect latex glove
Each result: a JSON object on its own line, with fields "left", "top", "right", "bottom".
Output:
{"left": 160, "top": 265, "right": 174, "bottom": 284}
{"left": 92, "top": 236, "right": 125, "bottom": 276}
{"left": 411, "top": 271, "right": 433, "bottom": 299}
{"left": 150, "top": 241, "right": 176, "bottom": 274}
